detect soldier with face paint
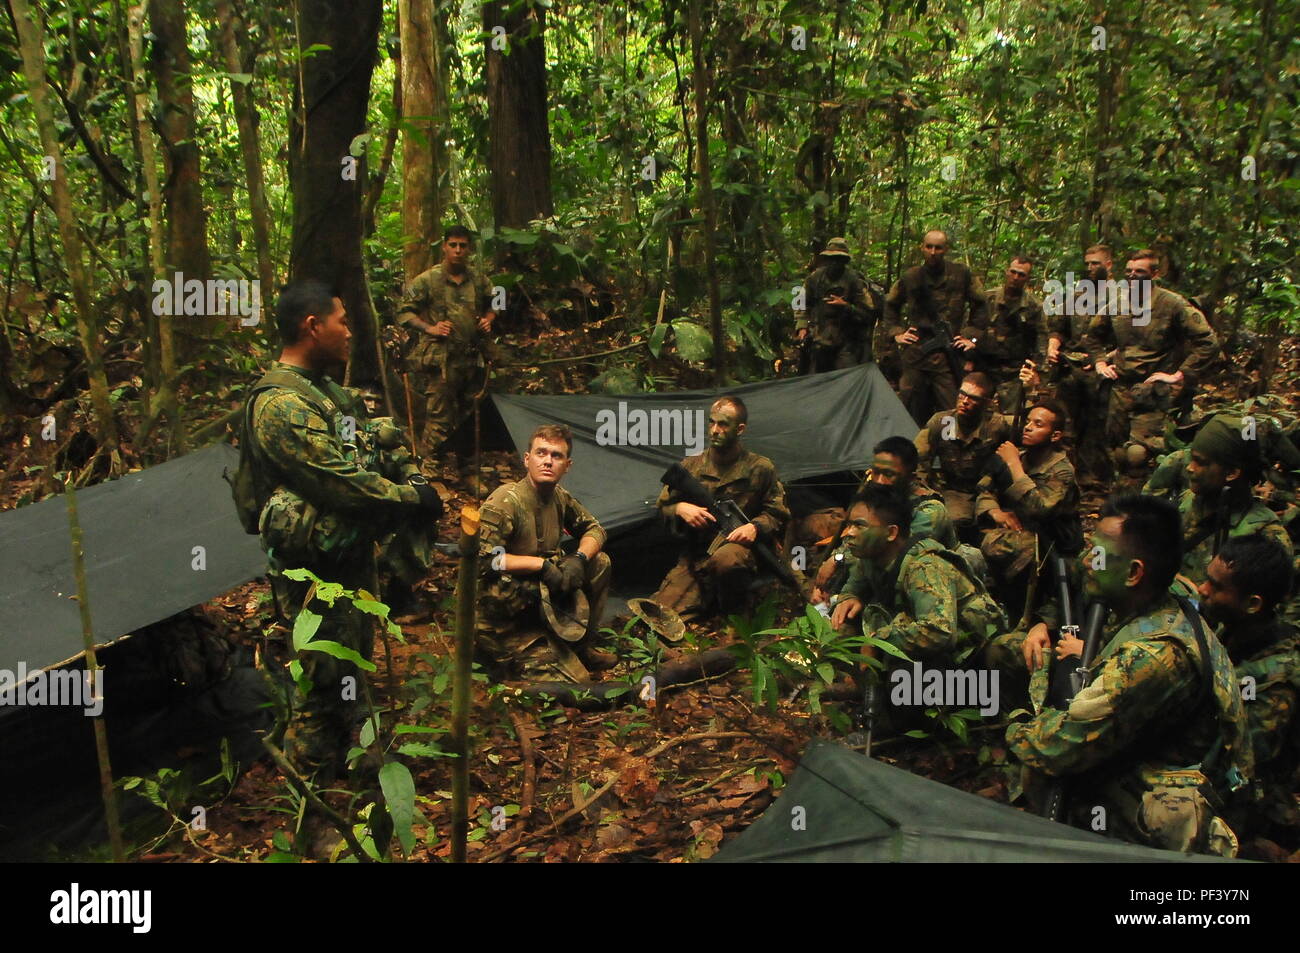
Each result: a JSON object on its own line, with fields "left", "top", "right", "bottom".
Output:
{"left": 1006, "top": 494, "right": 1250, "bottom": 856}
{"left": 653, "top": 396, "right": 790, "bottom": 623}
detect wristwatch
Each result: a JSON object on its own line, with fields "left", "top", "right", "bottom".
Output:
{"left": 407, "top": 474, "right": 429, "bottom": 487}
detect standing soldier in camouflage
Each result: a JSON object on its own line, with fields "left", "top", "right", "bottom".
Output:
{"left": 241, "top": 281, "right": 443, "bottom": 777}
{"left": 794, "top": 238, "right": 880, "bottom": 373}
{"left": 1198, "top": 536, "right": 1300, "bottom": 850}
{"left": 396, "top": 225, "right": 497, "bottom": 471}
{"left": 962, "top": 255, "right": 1042, "bottom": 414}
{"left": 1006, "top": 495, "right": 1250, "bottom": 856}
{"left": 914, "top": 371, "right": 1015, "bottom": 543}
{"left": 653, "top": 396, "right": 790, "bottom": 622}
{"left": 881, "top": 230, "right": 988, "bottom": 425}
{"left": 1092, "top": 248, "right": 1220, "bottom": 483}
{"left": 830, "top": 484, "right": 1005, "bottom": 669}
{"left": 475, "top": 424, "right": 614, "bottom": 682}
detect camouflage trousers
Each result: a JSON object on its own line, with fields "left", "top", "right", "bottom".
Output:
{"left": 415, "top": 352, "right": 488, "bottom": 460}
{"left": 473, "top": 553, "right": 612, "bottom": 683}
{"left": 807, "top": 340, "right": 863, "bottom": 374}
{"left": 1056, "top": 369, "right": 1112, "bottom": 480}
{"left": 1105, "top": 381, "right": 1183, "bottom": 476}
{"left": 899, "top": 352, "right": 958, "bottom": 427}
{"left": 940, "top": 489, "right": 979, "bottom": 544}
{"left": 654, "top": 543, "right": 758, "bottom": 623}
{"left": 980, "top": 526, "right": 1037, "bottom": 579}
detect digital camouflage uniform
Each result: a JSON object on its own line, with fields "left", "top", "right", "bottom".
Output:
{"left": 1143, "top": 448, "right": 1191, "bottom": 500}
{"left": 1092, "top": 285, "right": 1220, "bottom": 466}
{"left": 247, "top": 363, "right": 430, "bottom": 774}
{"left": 396, "top": 263, "right": 496, "bottom": 458}
{"left": 1176, "top": 488, "right": 1293, "bottom": 589}
{"left": 966, "top": 286, "right": 1043, "bottom": 414}
{"left": 882, "top": 261, "right": 988, "bottom": 425}
{"left": 915, "top": 408, "right": 1015, "bottom": 537}
{"left": 795, "top": 263, "right": 877, "bottom": 371}
{"left": 1006, "top": 595, "right": 1251, "bottom": 855}
{"left": 840, "top": 536, "right": 1006, "bottom": 668}
{"left": 475, "top": 478, "right": 610, "bottom": 682}
{"left": 654, "top": 448, "right": 790, "bottom": 622}
{"left": 976, "top": 447, "right": 1079, "bottom": 579}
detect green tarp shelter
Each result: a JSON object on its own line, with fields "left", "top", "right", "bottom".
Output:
{"left": 713, "top": 740, "right": 1224, "bottom": 862}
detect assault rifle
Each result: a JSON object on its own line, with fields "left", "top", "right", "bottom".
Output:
{"left": 661, "top": 462, "right": 806, "bottom": 599}
{"left": 1041, "top": 594, "right": 1108, "bottom": 823}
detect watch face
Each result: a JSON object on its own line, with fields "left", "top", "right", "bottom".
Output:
{"left": 409, "top": 475, "right": 428, "bottom": 486}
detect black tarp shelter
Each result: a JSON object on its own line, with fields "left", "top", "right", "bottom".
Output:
{"left": 712, "top": 740, "right": 1225, "bottom": 862}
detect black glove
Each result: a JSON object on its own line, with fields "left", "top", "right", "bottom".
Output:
{"left": 558, "top": 554, "right": 586, "bottom": 592}
{"left": 539, "top": 559, "right": 566, "bottom": 592}
{"left": 412, "top": 482, "right": 443, "bottom": 519}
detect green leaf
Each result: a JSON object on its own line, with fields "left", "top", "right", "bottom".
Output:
{"left": 815, "top": 662, "right": 835, "bottom": 684}
{"left": 227, "top": 72, "right": 254, "bottom": 85}
{"left": 301, "top": 639, "right": 377, "bottom": 672}
{"left": 281, "top": 567, "right": 320, "bottom": 583}
{"left": 904, "top": 729, "right": 929, "bottom": 739}
{"left": 396, "top": 742, "right": 452, "bottom": 758}
{"left": 292, "top": 609, "right": 322, "bottom": 652}
{"left": 393, "top": 725, "right": 444, "bottom": 735}
{"left": 648, "top": 322, "right": 669, "bottom": 357}
{"left": 380, "top": 761, "right": 417, "bottom": 858}
{"left": 353, "top": 598, "right": 390, "bottom": 619}
{"left": 359, "top": 718, "right": 377, "bottom": 748}
{"left": 671, "top": 321, "right": 714, "bottom": 361}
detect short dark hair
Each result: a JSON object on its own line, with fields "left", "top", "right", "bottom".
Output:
{"left": 1030, "top": 398, "right": 1071, "bottom": 435}
{"left": 962, "top": 371, "right": 994, "bottom": 396}
{"left": 1129, "top": 248, "right": 1159, "bottom": 265}
{"left": 852, "top": 483, "right": 912, "bottom": 537}
{"left": 874, "top": 436, "right": 919, "bottom": 474}
{"left": 1011, "top": 255, "right": 1034, "bottom": 267}
{"left": 1217, "top": 535, "right": 1294, "bottom": 612}
{"left": 529, "top": 424, "right": 573, "bottom": 455}
{"left": 444, "top": 225, "right": 473, "bottom": 243}
{"left": 713, "top": 394, "right": 748, "bottom": 424}
{"left": 1099, "top": 493, "right": 1182, "bottom": 591}
{"left": 275, "top": 279, "right": 338, "bottom": 346}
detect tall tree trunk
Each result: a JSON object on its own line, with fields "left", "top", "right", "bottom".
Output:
{"left": 9, "top": 0, "right": 120, "bottom": 452}
{"left": 399, "top": 0, "right": 449, "bottom": 280}
{"left": 288, "top": 0, "right": 383, "bottom": 385}
{"left": 484, "top": 0, "right": 554, "bottom": 232}
{"left": 148, "top": 0, "right": 213, "bottom": 347}
{"left": 688, "top": 0, "right": 724, "bottom": 384}
{"left": 216, "top": 0, "right": 276, "bottom": 300}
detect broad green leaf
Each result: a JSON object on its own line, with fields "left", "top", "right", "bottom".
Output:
{"left": 292, "top": 609, "right": 322, "bottom": 652}
{"left": 648, "top": 322, "right": 669, "bottom": 357}
{"left": 396, "top": 742, "right": 452, "bottom": 758}
{"left": 671, "top": 321, "right": 714, "bottom": 361}
{"left": 227, "top": 72, "right": 254, "bottom": 85}
{"left": 380, "top": 761, "right": 416, "bottom": 858}
{"left": 302, "top": 639, "right": 377, "bottom": 671}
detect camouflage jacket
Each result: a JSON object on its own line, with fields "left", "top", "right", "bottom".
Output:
{"left": 976, "top": 446, "right": 1078, "bottom": 533}
{"left": 1094, "top": 285, "right": 1220, "bottom": 386}
{"left": 396, "top": 263, "right": 493, "bottom": 361}
{"left": 1177, "top": 488, "right": 1292, "bottom": 586}
{"left": 845, "top": 536, "right": 1006, "bottom": 665}
{"left": 477, "top": 478, "right": 606, "bottom": 572}
{"left": 1143, "top": 448, "right": 1192, "bottom": 500}
{"left": 1045, "top": 280, "right": 1120, "bottom": 359}
{"left": 1007, "top": 595, "right": 1251, "bottom": 797}
{"left": 1231, "top": 620, "right": 1300, "bottom": 781}
{"left": 853, "top": 474, "right": 956, "bottom": 547}
{"left": 915, "top": 410, "right": 1016, "bottom": 496}
{"left": 796, "top": 265, "right": 876, "bottom": 347}
{"left": 657, "top": 447, "right": 789, "bottom": 556}
{"left": 965, "top": 286, "right": 1043, "bottom": 376}
{"left": 883, "top": 261, "right": 987, "bottom": 368}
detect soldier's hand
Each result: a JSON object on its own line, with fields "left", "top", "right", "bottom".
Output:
{"left": 895, "top": 328, "right": 919, "bottom": 346}
{"left": 796, "top": 326, "right": 809, "bottom": 342}
{"left": 824, "top": 294, "right": 849, "bottom": 307}
{"left": 831, "top": 596, "right": 863, "bottom": 630}
{"left": 726, "top": 522, "right": 758, "bottom": 545}
{"left": 995, "top": 441, "right": 1022, "bottom": 468}
{"left": 1055, "top": 631, "right": 1084, "bottom": 660}
{"left": 953, "top": 335, "right": 977, "bottom": 352}
{"left": 1019, "top": 360, "right": 1039, "bottom": 387}
{"left": 557, "top": 554, "right": 586, "bottom": 593}
{"left": 1046, "top": 340, "right": 1061, "bottom": 364}
{"left": 990, "top": 507, "right": 1023, "bottom": 532}
{"left": 412, "top": 482, "right": 444, "bottom": 519}
{"left": 1143, "top": 370, "right": 1182, "bottom": 386}
{"left": 539, "top": 559, "right": 566, "bottom": 592}
{"left": 676, "top": 502, "right": 716, "bottom": 529}
{"left": 430, "top": 320, "right": 453, "bottom": 337}
{"left": 1095, "top": 360, "right": 1118, "bottom": 380}
{"left": 1023, "top": 623, "right": 1051, "bottom": 672}
{"left": 477, "top": 313, "right": 495, "bottom": 333}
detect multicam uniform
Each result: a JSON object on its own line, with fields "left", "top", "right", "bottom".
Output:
{"left": 915, "top": 409, "right": 1016, "bottom": 536}
{"left": 475, "top": 478, "right": 610, "bottom": 682}
{"left": 795, "top": 265, "right": 877, "bottom": 371}
{"left": 653, "top": 448, "right": 790, "bottom": 621}
{"left": 1177, "top": 488, "right": 1293, "bottom": 587}
{"left": 1006, "top": 595, "right": 1251, "bottom": 855}
{"left": 965, "top": 286, "right": 1043, "bottom": 414}
{"left": 1043, "top": 283, "right": 1114, "bottom": 478}
{"left": 976, "top": 447, "right": 1079, "bottom": 579}
{"left": 396, "top": 263, "right": 495, "bottom": 456}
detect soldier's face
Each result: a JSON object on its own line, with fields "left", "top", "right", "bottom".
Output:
{"left": 1124, "top": 258, "right": 1156, "bottom": 281}
{"left": 1084, "top": 255, "right": 1111, "bottom": 280}
{"left": 1021, "top": 407, "right": 1060, "bottom": 448}
{"left": 848, "top": 507, "right": 897, "bottom": 562}
{"left": 1188, "top": 450, "right": 1233, "bottom": 497}
{"left": 921, "top": 233, "right": 947, "bottom": 268}
{"left": 442, "top": 237, "right": 471, "bottom": 268}
{"left": 956, "top": 384, "right": 989, "bottom": 422}
{"left": 1005, "top": 261, "right": 1032, "bottom": 291}
{"left": 1197, "top": 556, "right": 1249, "bottom": 627}
{"left": 310, "top": 297, "right": 351, "bottom": 364}
{"left": 824, "top": 258, "right": 846, "bottom": 279}
{"left": 708, "top": 403, "right": 745, "bottom": 450}
{"left": 867, "top": 453, "right": 909, "bottom": 487}
{"left": 840, "top": 503, "right": 872, "bottom": 543}
{"left": 1083, "top": 516, "right": 1137, "bottom": 600}
{"left": 524, "top": 438, "right": 571, "bottom": 487}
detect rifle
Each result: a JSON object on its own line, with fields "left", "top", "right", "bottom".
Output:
{"left": 1041, "top": 598, "right": 1108, "bottom": 823}
{"left": 661, "top": 462, "right": 806, "bottom": 599}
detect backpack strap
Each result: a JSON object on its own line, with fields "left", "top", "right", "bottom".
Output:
{"left": 1172, "top": 593, "right": 1244, "bottom": 802}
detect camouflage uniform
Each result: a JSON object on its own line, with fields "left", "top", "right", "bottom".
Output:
{"left": 841, "top": 536, "right": 1006, "bottom": 668}
{"left": 1176, "top": 487, "right": 1293, "bottom": 588}
{"left": 247, "top": 362, "right": 431, "bottom": 774}
{"left": 795, "top": 264, "right": 877, "bottom": 371}
{"left": 1143, "top": 448, "right": 1191, "bottom": 500}
{"left": 976, "top": 447, "right": 1079, "bottom": 579}
{"left": 1043, "top": 284, "right": 1115, "bottom": 479}
{"left": 654, "top": 448, "right": 790, "bottom": 622}
{"left": 1092, "top": 286, "right": 1220, "bottom": 466}
{"left": 396, "top": 263, "right": 495, "bottom": 458}
{"left": 1006, "top": 595, "right": 1251, "bottom": 855}
{"left": 882, "top": 261, "right": 988, "bottom": 425}
{"left": 475, "top": 478, "right": 610, "bottom": 682}
{"left": 965, "top": 286, "right": 1043, "bottom": 414}
{"left": 914, "top": 409, "right": 1015, "bottom": 537}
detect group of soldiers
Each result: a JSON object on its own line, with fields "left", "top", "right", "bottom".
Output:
{"left": 233, "top": 224, "right": 1299, "bottom": 859}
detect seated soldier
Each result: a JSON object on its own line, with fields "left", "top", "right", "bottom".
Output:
{"left": 475, "top": 424, "right": 614, "bottom": 681}
{"left": 830, "top": 484, "right": 1006, "bottom": 671}
{"left": 1006, "top": 494, "right": 1250, "bottom": 856}
{"left": 914, "top": 371, "right": 1015, "bottom": 543}
{"left": 653, "top": 396, "right": 789, "bottom": 623}
{"left": 1198, "top": 536, "right": 1300, "bottom": 851}
{"left": 976, "top": 398, "right": 1080, "bottom": 602}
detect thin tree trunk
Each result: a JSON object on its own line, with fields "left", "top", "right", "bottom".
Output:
{"left": 9, "top": 0, "right": 120, "bottom": 452}
{"left": 688, "top": 0, "right": 724, "bottom": 384}
{"left": 398, "top": 0, "right": 448, "bottom": 280}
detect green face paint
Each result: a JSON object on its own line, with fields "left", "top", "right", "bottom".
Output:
{"left": 1083, "top": 526, "right": 1128, "bottom": 601}
{"left": 850, "top": 522, "right": 890, "bottom": 561}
